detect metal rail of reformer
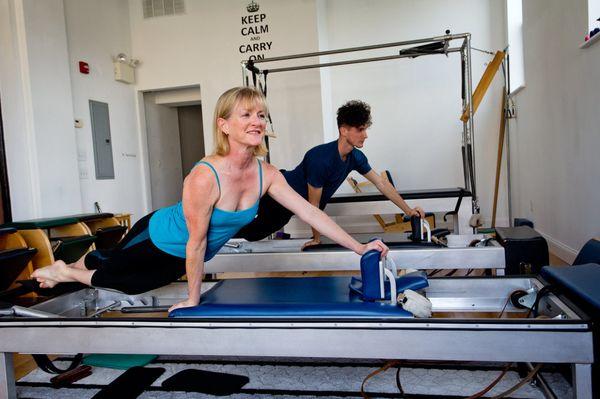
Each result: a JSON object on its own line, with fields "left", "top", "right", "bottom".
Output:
{"left": 241, "top": 33, "right": 479, "bottom": 214}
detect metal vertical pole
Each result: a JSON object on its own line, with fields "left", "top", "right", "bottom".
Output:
{"left": 0, "top": 352, "right": 16, "bottom": 399}
{"left": 241, "top": 62, "right": 271, "bottom": 164}
{"left": 465, "top": 34, "right": 479, "bottom": 214}
{"left": 505, "top": 53, "right": 513, "bottom": 226}
{"left": 460, "top": 42, "right": 470, "bottom": 192}
{"left": 241, "top": 62, "right": 249, "bottom": 86}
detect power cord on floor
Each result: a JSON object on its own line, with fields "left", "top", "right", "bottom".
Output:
{"left": 490, "top": 363, "right": 543, "bottom": 398}
{"left": 465, "top": 363, "right": 512, "bottom": 399}
{"left": 360, "top": 360, "right": 403, "bottom": 398}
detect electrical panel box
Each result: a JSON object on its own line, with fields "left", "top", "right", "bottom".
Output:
{"left": 89, "top": 100, "right": 115, "bottom": 179}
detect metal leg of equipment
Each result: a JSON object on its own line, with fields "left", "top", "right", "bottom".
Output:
{"left": 0, "top": 352, "right": 15, "bottom": 399}
{"left": 573, "top": 363, "right": 593, "bottom": 399}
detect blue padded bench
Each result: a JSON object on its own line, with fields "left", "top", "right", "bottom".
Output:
{"left": 170, "top": 275, "right": 428, "bottom": 319}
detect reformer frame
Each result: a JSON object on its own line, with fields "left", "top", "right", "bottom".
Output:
{"left": 0, "top": 276, "right": 594, "bottom": 398}
{"left": 241, "top": 32, "right": 480, "bottom": 214}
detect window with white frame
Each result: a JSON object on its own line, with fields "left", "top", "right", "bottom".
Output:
{"left": 506, "top": 0, "right": 524, "bottom": 93}
{"left": 587, "top": 0, "right": 600, "bottom": 35}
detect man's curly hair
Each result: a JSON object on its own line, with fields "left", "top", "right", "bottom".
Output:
{"left": 336, "top": 100, "right": 372, "bottom": 128}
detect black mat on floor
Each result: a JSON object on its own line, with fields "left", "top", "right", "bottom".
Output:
{"left": 91, "top": 366, "right": 165, "bottom": 399}
{"left": 161, "top": 369, "right": 249, "bottom": 395}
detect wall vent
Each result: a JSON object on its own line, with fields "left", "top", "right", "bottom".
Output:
{"left": 143, "top": 0, "right": 185, "bottom": 19}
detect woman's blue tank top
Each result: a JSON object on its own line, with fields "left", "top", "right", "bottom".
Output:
{"left": 149, "top": 159, "right": 262, "bottom": 260}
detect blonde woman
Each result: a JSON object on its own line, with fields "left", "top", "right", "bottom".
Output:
{"left": 32, "top": 87, "right": 388, "bottom": 312}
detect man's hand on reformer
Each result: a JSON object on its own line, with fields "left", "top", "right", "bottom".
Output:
{"left": 301, "top": 238, "right": 321, "bottom": 251}
{"left": 409, "top": 206, "right": 426, "bottom": 219}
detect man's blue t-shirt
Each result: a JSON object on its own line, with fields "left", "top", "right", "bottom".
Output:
{"left": 283, "top": 140, "right": 372, "bottom": 209}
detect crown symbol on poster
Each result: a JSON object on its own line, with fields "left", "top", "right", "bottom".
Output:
{"left": 247, "top": 1, "right": 259, "bottom": 13}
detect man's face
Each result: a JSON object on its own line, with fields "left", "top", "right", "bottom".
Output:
{"left": 341, "top": 124, "right": 369, "bottom": 148}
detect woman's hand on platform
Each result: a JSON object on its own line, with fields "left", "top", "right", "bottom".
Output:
{"left": 168, "top": 298, "right": 199, "bottom": 313}
{"left": 359, "top": 240, "right": 389, "bottom": 258}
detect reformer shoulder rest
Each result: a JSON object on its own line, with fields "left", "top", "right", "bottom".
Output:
{"left": 540, "top": 263, "right": 600, "bottom": 315}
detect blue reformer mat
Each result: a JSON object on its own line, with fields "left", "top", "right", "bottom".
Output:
{"left": 170, "top": 276, "right": 424, "bottom": 319}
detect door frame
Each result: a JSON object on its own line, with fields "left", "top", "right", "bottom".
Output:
{"left": 0, "top": 98, "right": 12, "bottom": 223}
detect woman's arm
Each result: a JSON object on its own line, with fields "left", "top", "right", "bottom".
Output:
{"left": 169, "top": 166, "right": 217, "bottom": 312}
{"left": 267, "top": 168, "right": 388, "bottom": 257}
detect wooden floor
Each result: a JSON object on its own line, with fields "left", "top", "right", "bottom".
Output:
{"left": 14, "top": 354, "right": 57, "bottom": 380}
{"left": 549, "top": 252, "right": 569, "bottom": 266}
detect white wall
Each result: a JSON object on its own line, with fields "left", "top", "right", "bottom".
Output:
{"left": 2, "top": 0, "right": 323, "bottom": 222}
{"left": 14, "top": 0, "right": 589, "bottom": 250}
{"left": 317, "top": 0, "right": 509, "bottom": 228}
{"left": 128, "top": 0, "right": 324, "bottom": 172}
{"left": 0, "top": 0, "right": 82, "bottom": 219}
{"left": 508, "top": 0, "right": 600, "bottom": 262}
{"left": 64, "top": 0, "right": 145, "bottom": 220}
{"left": 1, "top": 0, "right": 146, "bottom": 221}
{"left": 0, "top": 0, "right": 38, "bottom": 219}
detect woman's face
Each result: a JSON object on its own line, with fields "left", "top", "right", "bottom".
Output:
{"left": 219, "top": 101, "right": 267, "bottom": 149}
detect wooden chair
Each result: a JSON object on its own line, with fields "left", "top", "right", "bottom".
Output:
{"left": 0, "top": 228, "right": 37, "bottom": 291}
{"left": 113, "top": 213, "right": 132, "bottom": 232}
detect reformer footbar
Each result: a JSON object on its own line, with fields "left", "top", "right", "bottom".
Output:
{"left": 409, "top": 216, "right": 432, "bottom": 243}
{"left": 348, "top": 247, "right": 432, "bottom": 317}
{"left": 348, "top": 249, "right": 428, "bottom": 305}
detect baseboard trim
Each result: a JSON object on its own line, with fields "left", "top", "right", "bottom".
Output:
{"left": 539, "top": 231, "right": 577, "bottom": 265}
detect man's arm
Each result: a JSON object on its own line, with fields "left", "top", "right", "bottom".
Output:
{"left": 303, "top": 184, "right": 323, "bottom": 248}
{"left": 266, "top": 168, "right": 388, "bottom": 257}
{"left": 363, "top": 170, "right": 425, "bottom": 218}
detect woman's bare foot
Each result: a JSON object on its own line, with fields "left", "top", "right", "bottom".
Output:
{"left": 36, "top": 277, "right": 58, "bottom": 289}
{"left": 31, "top": 260, "right": 71, "bottom": 286}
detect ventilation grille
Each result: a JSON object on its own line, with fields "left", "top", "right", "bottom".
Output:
{"left": 143, "top": 0, "right": 185, "bottom": 19}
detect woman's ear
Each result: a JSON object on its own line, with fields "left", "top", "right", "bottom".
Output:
{"left": 217, "top": 117, "right": 228, "bottom": 134}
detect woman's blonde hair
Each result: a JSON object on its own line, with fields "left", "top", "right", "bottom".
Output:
{"left": 212, "top": 86, "right": 269, "bottom": 157}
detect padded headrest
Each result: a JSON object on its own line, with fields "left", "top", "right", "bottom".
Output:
{"left": 573, "top": 238, "right": 600, "bottom": 266}
{"left": 540, "top": 264, "right": 600, "bottom": 315}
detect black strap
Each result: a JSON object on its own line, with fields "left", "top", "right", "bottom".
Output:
{"left": 262, "top": 70, "right": 269, "bottom": 96}
{"left": 443, "top": 190, "right": 465, "bottom": 222}
{"left": 247, "top": 60, "right": 258, "bottom": 87}
{"left": 32, "top": 353, "right": 83, "bottom": 374}
{"left": 461, "top": 56, "right": 466, "bottom": 100}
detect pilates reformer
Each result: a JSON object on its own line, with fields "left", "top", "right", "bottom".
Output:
{"left": 215, "top": 218, "right": 506, "bottom": 275}
{"left": 0, "top": 247, "right": 597, "bottom": 398}
{"left": 242, "top": 32, "right": 482, "bottom": 224}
